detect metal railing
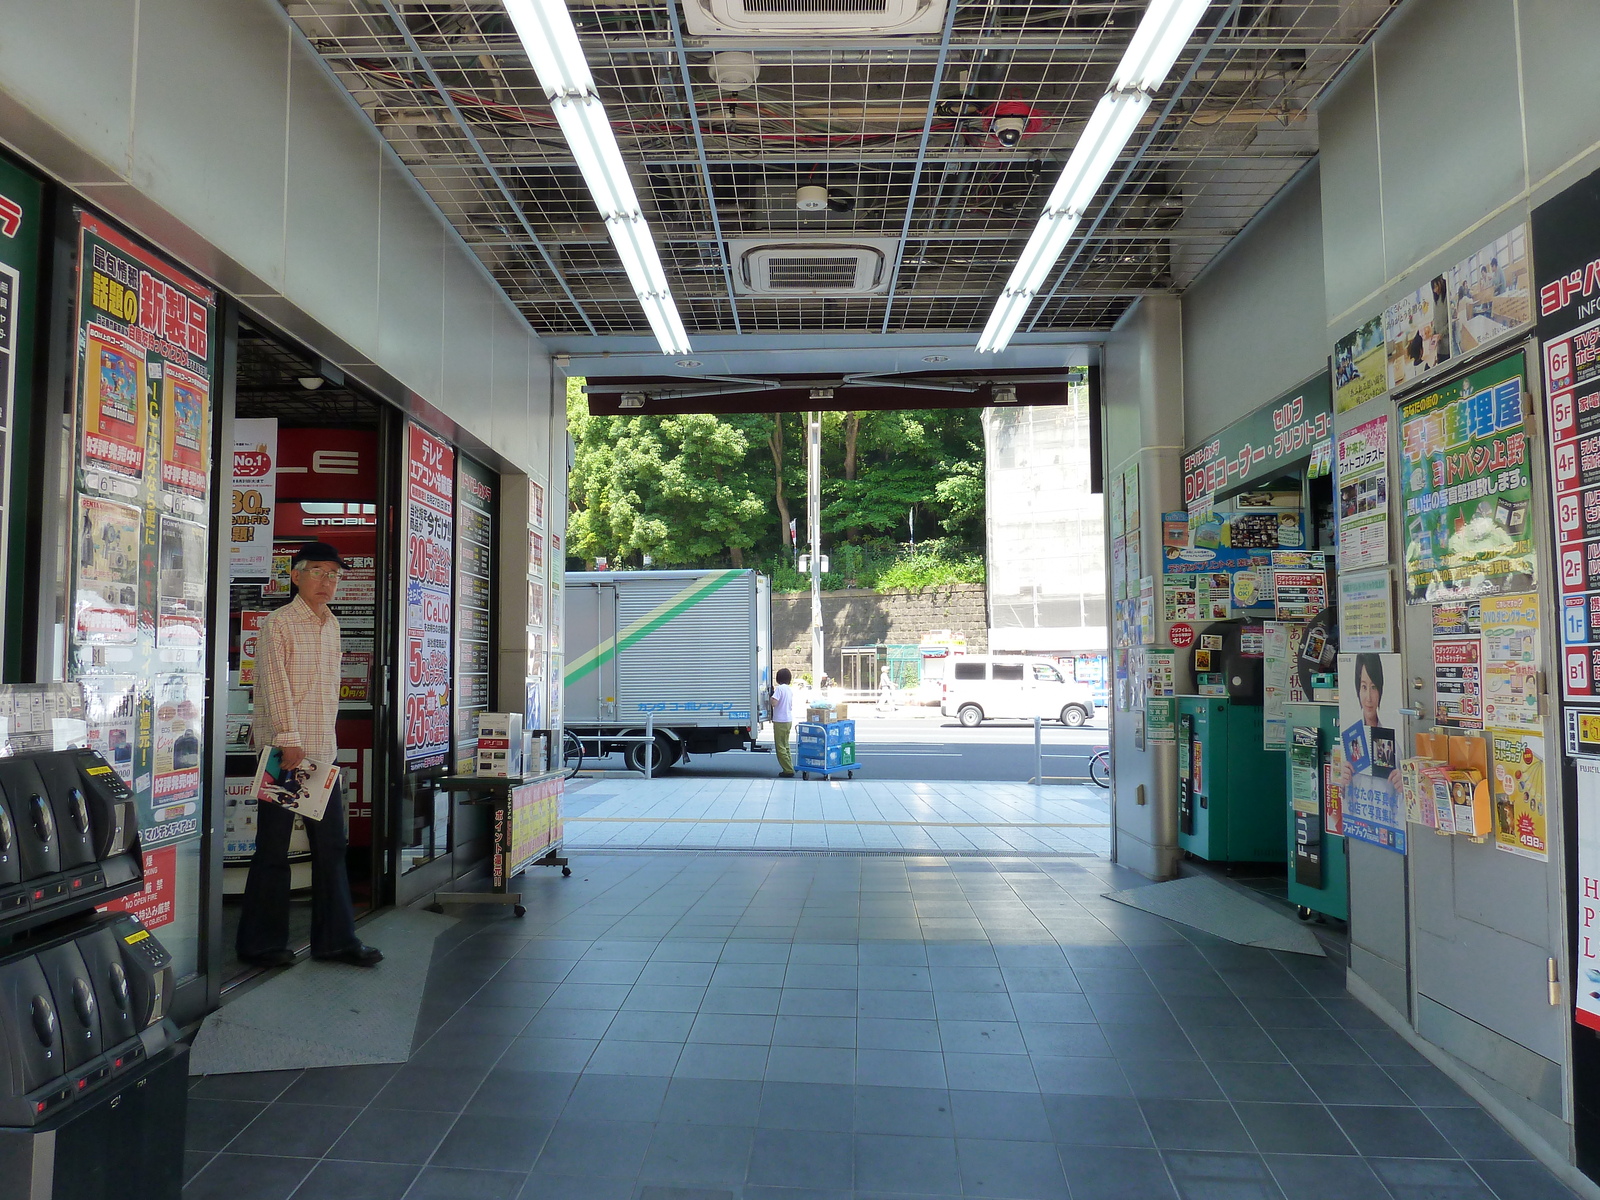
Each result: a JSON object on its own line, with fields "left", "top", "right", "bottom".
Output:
{"left": 1030, "top": 715, "right": 1099, "bottom": 785}
{"left": 570, "top": 712, "right": 659, "bottom": 778}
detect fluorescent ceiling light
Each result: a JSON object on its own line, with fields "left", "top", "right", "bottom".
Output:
{"left": 1112, "top": 0, "right": 1212, "bottom": 93}
{"left": 978, "top": 0, "right": 1205, "bottom": 354}
{"left": 503, "top": 0, "right": 691, "bottom": 355}
{"left": 1042, "top": 91, "right": 1151, "bottom": 217}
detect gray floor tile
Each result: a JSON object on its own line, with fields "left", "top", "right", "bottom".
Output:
{"left": 530, "top": 1118, "right": 654, "bottom": 1178}
{"left": 188, "top": 1071, "right": 303, "bottom": 1103}
{"left": 605, "top": 1009, "right": 697, "bottom": 1042}
{"left": 778, "top": 988, "right": 858, "bottom": 1018}
{"left": 773, "top": 1014, "right": 857, "bottom": 1048}
{"left": 638, "top": 1123, "right": 754, "bottom": 1186}
{"left": 700, "top": 986, "right": 782, "bottom": 1015}
{"left": 1262, "top": 1153, "right": 1394, "bottom": 1200}
{"left": 586, "top": 1039, "right": 682, "bottom": 1076}
{"left": 410, "top": 1165, "right": 528, "bottom": 1200}
{"left": 289, "top": 1159, "right": 418, "bottom": 1200}
{"left": 563, "top": 1073, "right": 670, "bottom": 1121}
{"left": 1120, "top": 1060, "right": 1224, "bottom": 1101}
{"left": 1059, "top": 1144, "right": 1179, "bottom": 1200}
{"left": 758, "top": 1081, "right": 855, "bottom": 1131}
{"left": 1368, "top": 1157, "right": 1497, "bottom": 1199}
{"left": 1235, "top": 1102, "right": 1357, "bottom": 1155}
{"left": 1186, "top": 1024, "right": 1289, "bottom": 1063}
{"left": 1299, "top": 1063, "right": 1413, "bottom": 1106}
{"left": 1009, "top": 992, "right": 1095, "bottom": 1023}
{"left": 1425, "top": 1107, "right": 1534, "bottom": 1160}
{"left": 1330, "top": 1105, "right": 1459, "bottom": 1158}
{"left": 182, "top": 1153, "right": 315, "bottom": 1200}
{"left": 957, "top": 1136, "right": 1071, "bottom": 1199}
{"left": 185, "top": 1099, "right": 266, "bottom": 1153}
{"left": 225, "top": 1102, "right": 360, "bottom": 1158}
{"left": 1043, "top": 1094, "right": 1153, "bottom": 1147}
{"left": 1470, "top": 1158, "right": 1585, "bottom": 1200}
{"left": 1031, "top": 1055, "right": 1132, "bottom": 1097}
{"left": 854, "top": 1132, "right": 962, "bottom": 1195}
{"left": 1139, "top": 1098, "right": 1253, "bottom": 1152}
{"left": 766, "top": 1044, "right": 855, "bottom": 1084}
{"left": 854, "top": 1084, "right": 956, "bottom": 1137}
{"left": 1209, "top": 1061, "right": 1318, "bottom": 1104}
{"left": 432, "top": 1113, "right": 554, "bottom": 1172}
{"left": 1385, "top": 1063, "right": 1479, "bottom": 1107}
{"left": 856, "top": 1047, "right": 948, "bottom": 1088}
{"left": 948, "top": 1088, "right": 1053, "bottom": 1141}
{"left": 498, "top": 1036, "right": 597, "bottom": 1074}
{"left": 674, "top": 1041, "right": 771, "bottom": 1080}
{"left": 1161, "top": 1150, "right": 1285, "bottom": 1200}
{"left": 858, "top": 1017, "right": 941, "bottom": 1051}
{"left": 327, "top": 1107, "right": 454, "bottom": 1164}
{"left": 746, "top": 1127, "right": 854, "bottom": 1190}
{"left": 933, "top": 991, "right": 1017, "bottom": 1021}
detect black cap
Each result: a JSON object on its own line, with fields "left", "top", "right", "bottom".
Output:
{"left": 291, "top": 541, "right": 349, "bottom": 569}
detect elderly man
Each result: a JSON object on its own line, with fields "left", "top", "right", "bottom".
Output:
{"left": 237, "top": 542, "right": 382, "bottom": 969}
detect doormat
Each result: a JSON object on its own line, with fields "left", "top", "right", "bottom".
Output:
{"left": 1102, "top": 876, "right": 1325, "bottom": 957}
{"left": 187, "top": 907, "right": 456, "bottom": 1075}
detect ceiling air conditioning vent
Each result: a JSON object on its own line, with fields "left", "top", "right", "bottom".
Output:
{"left": 683, "top": 0, "right": 944, "bottom": 37}
{"left": 729, "top": 239, "right": 898, "bottom": 296}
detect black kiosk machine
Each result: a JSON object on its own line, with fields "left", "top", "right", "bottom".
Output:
{"left": 0, "top": 695, "right": 185, "bottom": 1200}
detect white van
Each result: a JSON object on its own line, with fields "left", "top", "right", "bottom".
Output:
{"left": 940, "top": 655, "right": 1097, "bottom": 728}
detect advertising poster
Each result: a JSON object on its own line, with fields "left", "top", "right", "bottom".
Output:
{"left": 1261, "top": 622, "right": 1299, "bottom": 749}
{"left": 82, "top": 674, "right": 137, "bottom": 786}
{"left": 1480, "top": 594, "right": 1540, "bottom": 728}
{"left": 159, "top": 360, "right": 209, "bottom": 517}
{"left": 1577, "top": 761, "right": 1600, "bottom": 1031}
{"left": 1123, "top": 463, "right": 1140, "bottom": 533}
{"left": 530, "top": 479, "right": 546, "bottom": 530}
{"left": 151, "top": 672, "right": 203, "bottom": 819}
{"left": 404, "top": 423, "right": 454, "bottom": 769}
{"left": 456, "top": 457, "right": 495, "bottom": 774}
{"left": 1338, "top": 569, "right": 1393, "bottom": 652}
{"left": 1335, "top": 652, "right": 1407, "bottom": 853}
{"left": 1433, "top": 639, "right": 1483, "bottom": 728}
{"left": 75, "top": 496, "right": 140, "bottom": 645}
{"left": 1146, "top": 697, "right": 1175, "bottom": 743}
{"left": 1397, "top": 354, "right": 1534, "bottom": 603}
{"left": 1124, "top": 531, "right": 1142, "bottom": 596}
{"left": 70, "top": 213, "right": 215, "bottom": 880}
{"left": 1111, "top": 536, "right": 1127, "bottom": 601}
{"left": 239, "top": 611, "right": 266, "bottom": 687}
{"left": 1384, "top": 274, "right": 1452, "bottom": 391}
{"left": 1491, "top": 730, "right": 1547, "bottom": 860}
{"left": 1271, "top": 550, "right": 1327, "bottom": 619}
{"left": 1137, "top": 576, "right": 1155, "bottom": 646}
{"left": 1449, "top": 224, "right": 1530, "bottom": 358}
{"left": 1110, "top": 471, "right": 1125, "bottom": 537}
{"left": 98, "top": 846, "right": 177, "bottom": 933}
{"left": 0, "top": 161, "right": 42, "bottom": 675}
{"left": 1334, "top": 315, "right": 1387, "bottom": 412}
{"left": 156, "top": 517, "right": 207, "bottom": 652}
{"left": 1336, "top": 415, "right": 1390, "bottom": 570}
{"left": 230, "top": 417, "right": 276, "bottom": 581}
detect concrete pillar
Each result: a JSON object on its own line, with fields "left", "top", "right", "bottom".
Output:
{"left": 1101, "top": 295, "right": 1187, "bottom": 879}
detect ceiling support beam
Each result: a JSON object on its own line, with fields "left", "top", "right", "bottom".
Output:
{"left": 1027, "top": 0, "right": 1246, "bottom": 330}
{"left": 373, "top": 0, "right": 597, "bottom": 334}
{"left": 877, "top": 0, "right": 962, "bottom": 333}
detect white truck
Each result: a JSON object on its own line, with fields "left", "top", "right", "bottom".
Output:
{"left": 564, "top": 569, "right": 771, "bottom": 772}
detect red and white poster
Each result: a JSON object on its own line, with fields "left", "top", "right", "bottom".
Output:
{"left": 230, "top": 418, "right": 276, "bottom": 581}
{"left": 82, "top": 322, "right": 147, "bottom": 480}
{"left": 404, "top": 422, "right": 454, "bottom": 769}
{"left": 160, "top": 360, "right": 210, "bottom": 496}
{"left": 99, "top": 846, "right": 178, "bottom": 931}
{"left": 239, "top": 611, "right": 267, "bottom": 687}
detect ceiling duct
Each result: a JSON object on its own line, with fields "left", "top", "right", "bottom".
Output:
{"left": 682, "top": 0, "right": 946, "bottom": 38}
{"left": 729, "top": 238, "right": 898, "bottom": 295}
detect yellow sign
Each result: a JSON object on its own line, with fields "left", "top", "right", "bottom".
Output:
{"left": 1491, "top": 730, "right": 1547, "bottom": 861}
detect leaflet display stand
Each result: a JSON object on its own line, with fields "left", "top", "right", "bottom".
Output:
{"left": 425, "top": 771, "right": 568, "bottom": 917}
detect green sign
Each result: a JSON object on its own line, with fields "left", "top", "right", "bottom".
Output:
{"left": 1181, "top": 371, "right": 1333, "bottom": 508}
{"left": 1145, "top": 697, "right": 1175, "bottom": 743}
{"left": 1398, "top": 351, "right": 1533, "bottom": 603}
{"left": 0, "top": 155, "right": 42, "bottom": 679}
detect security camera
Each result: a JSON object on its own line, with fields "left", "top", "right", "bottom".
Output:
{"left": 991, "top": 115, "right": 1028, "bottom": 147}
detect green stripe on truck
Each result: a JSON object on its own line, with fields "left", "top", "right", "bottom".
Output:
{"left": 564, "top": 570, "right": 744, "bottom": 686}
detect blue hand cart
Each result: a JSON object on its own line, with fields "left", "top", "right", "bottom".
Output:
{"left": 797, "top": 720, "right": 859, "bottom": 781}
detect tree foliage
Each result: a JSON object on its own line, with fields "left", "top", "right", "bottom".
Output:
{"left": 565, "top": 379, "right": 986, "bottom": 572}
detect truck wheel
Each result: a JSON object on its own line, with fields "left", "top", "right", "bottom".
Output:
{"left": 958, "top": 705, "right": 984, "bottom": 728}
{"left": 1060, "top": 705, "right": 1089, "bottom": 728}
{"left": 624, "top": 736, "right": 669, "bottom": 775}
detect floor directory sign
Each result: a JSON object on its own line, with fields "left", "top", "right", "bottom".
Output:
{"left": 403, "top": 422, "right": 454, "bottom": 769}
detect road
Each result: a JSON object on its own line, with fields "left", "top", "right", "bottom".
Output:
{"left": 580, "top": 710, "right": 1111, "bottom": 783}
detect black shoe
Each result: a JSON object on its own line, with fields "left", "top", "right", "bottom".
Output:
{"left": 239, "top": 948, "right": 297, "bottom": 969}
{"left": 778, "top": 771, "right": 795, "bottom": 778}
{"left": 314, "top": 944, "right": 384, "bottom": 967}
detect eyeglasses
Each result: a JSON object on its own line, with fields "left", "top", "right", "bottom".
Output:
{"left": 297, "top": 566, "right": 342, "bottom": 582}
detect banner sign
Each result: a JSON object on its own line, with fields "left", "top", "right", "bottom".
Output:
{"left": 455, "top": 457, "right": 495, "bottom": 774}
{"left": 403, "top": 422, "right": 454, "bottom": 769}
{"left": 1182, "top": 372, "right": 1333, "bottom": 509}
{"left": 1335, "top": 415, "right": 1390, "bottom": 571}
{"left": 230, "top": 417, "right": 276, "bottom": 581}
{"left": 1397, "top": 352, "right": 1534, "bottom": 603}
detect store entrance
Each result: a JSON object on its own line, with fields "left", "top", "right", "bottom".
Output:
{"left": 221, "top": 320, "right": 394, "bottom": 984}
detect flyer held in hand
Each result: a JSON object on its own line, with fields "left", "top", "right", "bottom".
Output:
{"left": 250, "top": 746, "right": 338, "bottom": 822}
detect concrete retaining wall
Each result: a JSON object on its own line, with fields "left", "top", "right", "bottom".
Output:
{"left": 771, "top": 584, "right": 989, "bottom": 678}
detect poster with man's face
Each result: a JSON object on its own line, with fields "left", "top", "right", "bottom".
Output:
{"left": 1336, "top": 652, "right": 1406, "bottom": 853}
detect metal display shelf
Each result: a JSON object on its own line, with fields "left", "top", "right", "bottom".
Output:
{"left": 425, "top": 770, "right": 569, "bottom": 917}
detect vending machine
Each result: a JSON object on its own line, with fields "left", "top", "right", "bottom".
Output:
{"left": 1176, "top": 696, "right": 1287, "bottom": 862}
{"left": 1283, "top": 700, "right": 1348, "bottom": 920}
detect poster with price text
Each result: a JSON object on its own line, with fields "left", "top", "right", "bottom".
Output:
{"left": 230, "top": 418, "right": 276, "bottom": 580}
{"left": 403, "top": 423, "right": 454, "bottom": 769}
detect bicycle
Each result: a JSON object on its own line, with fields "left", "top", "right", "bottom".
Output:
{"left": 1088, "top": 748, "right": 1111, "bottom": 788}
{"left": 561, "top": 728, "right": 584, "bottom": 779}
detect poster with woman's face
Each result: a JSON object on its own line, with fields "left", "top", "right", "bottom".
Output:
{"left": 1336, "top": 652, "right": 1407, "bottom": 852}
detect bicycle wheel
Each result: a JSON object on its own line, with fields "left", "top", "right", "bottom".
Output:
{"left": 562, "top": 729, "right": 584, "bottom": 779}
{"left": 1089, "top": 750, "right": 1111, "bottom": 788}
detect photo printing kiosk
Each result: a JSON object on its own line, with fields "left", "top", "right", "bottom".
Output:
{"left": 0, "top": 746, "right": 184, "bottom": 1200}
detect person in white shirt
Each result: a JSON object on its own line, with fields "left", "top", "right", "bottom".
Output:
{"left": 771, "top": 668, "right": 796, "bottom": 778}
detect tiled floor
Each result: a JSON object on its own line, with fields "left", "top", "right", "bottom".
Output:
{"left": 564, "top": 779, "right": 1111, "bottom": 855}
{"left": 184, "top": 852, "right": 1581, "bottom": 1200}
